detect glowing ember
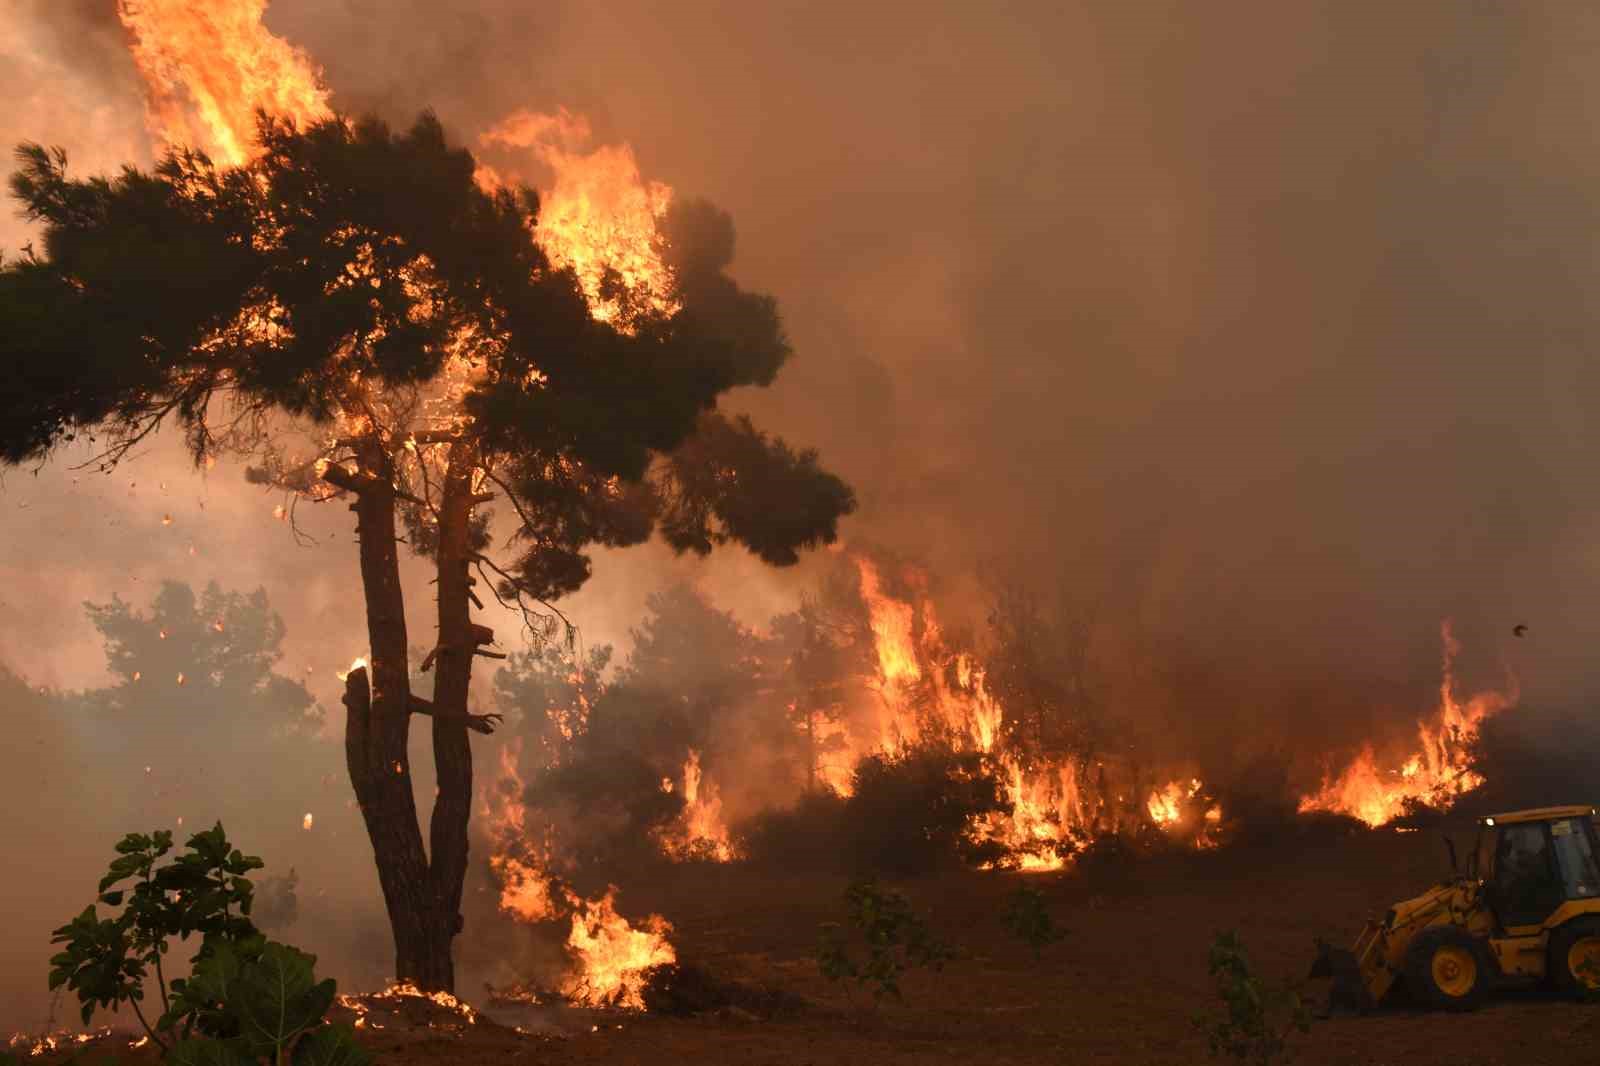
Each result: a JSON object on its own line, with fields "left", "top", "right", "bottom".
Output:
{"left": 7, "top": 1028, "right": 113, "bottom": 1058}
{"left": 479, "top": 108, "right": 677, "bottom": 327}
{"left": 117, "top": 0, "right": 332, "bottom": 167}
{"left": 302, "top": 811, "right": 314, "bottom": 830}
{"left": 1297, "top": 620, "right": 1516, "bottom": 827}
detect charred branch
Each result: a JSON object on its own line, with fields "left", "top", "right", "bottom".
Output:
{"left": 320, "top": 460, "right": 424, "bottom": 506}
{"left": 408, "top": 693, "right": 503, "bottom": 735}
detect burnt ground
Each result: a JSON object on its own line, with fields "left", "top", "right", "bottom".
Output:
{"left": 23, "top": 828, "right": 1599, "bottom": 1065}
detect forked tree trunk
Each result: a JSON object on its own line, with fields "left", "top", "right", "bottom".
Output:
{"left": 334, "top": 438, "right": 477, "bottom": 992}
{"left": 422, "top": 441, "right": 480, "bottom": 993}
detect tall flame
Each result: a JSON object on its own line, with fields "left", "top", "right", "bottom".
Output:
{"left": 479, "top": 108, "right": 677, "bottom": 327}
{"left": 655, "top": 749, "right": 737, "bottom": 862}
{"left": 117, "top": 0, "right": 332, "bottom": 167}
{"left": 483, "top": 737, "right": 676, "bottom": 1009}
{"left": 845, "top": 554, "right": 1217, "bottom": 868}
{"left": 1297, "top": 621, "right": 1515, "bottom": 826}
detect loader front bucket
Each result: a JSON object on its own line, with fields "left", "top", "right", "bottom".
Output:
{"left": 1311, "top": 937, "right": 1376, "bottom": 1015}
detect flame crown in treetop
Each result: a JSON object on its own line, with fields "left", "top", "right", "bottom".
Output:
{"left": 0, "top": 111, "right": 854, "bottom": 601}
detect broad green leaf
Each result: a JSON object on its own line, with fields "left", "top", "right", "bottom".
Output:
{"left": 183, "top": 938, "right": 246, "bottom": 1007}
{"left": 234, "top": 942, "right": 329, "bottom": 1059}
{"left": 291, "top": 1025, "right": 371, "bottom": 1066}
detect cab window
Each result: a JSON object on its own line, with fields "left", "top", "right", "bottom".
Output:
{"left": 1492, "top": 823, "right": 1564, "bottom": 926}
{"left": 1548, "top": 817, "right": 1600, "bottom": 900}
{"left": 1474, "top": 827, "right": 1496, "bottom": 882}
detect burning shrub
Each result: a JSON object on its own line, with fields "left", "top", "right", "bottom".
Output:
{"left": 738, "top": 789, "right": 851, "bottom": 870}
{"left": 741, "top": 748, "right": 1007, "bottom": 875}
{"left": 842, "top": 749, "right": 1007, "bottom": 875}
{"left": 522, "top": 752, "right": 681, "bottom": 870}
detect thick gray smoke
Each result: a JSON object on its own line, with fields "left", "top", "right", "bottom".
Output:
{"left": 3, "top": 0, "right": 1597, "bottom": 1026}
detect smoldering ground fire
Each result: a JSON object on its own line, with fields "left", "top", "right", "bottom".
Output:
{"left": 2, "top": 0, "right": 1598, "bottom": 1057}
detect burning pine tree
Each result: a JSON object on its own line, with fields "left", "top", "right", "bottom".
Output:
{"left": 1, "top": 108, "right": 851, "bottom": 994}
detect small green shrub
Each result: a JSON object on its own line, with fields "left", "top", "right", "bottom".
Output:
{"left": 816, "top": 879, "right": 956, "bottom": 1001}
{"left": 1000, "top": 884, "right": 1065, "bottom": 960}
{"left": 1193, "top": 931, "right": 1310, "bottom": 1066}
{"left": 49, "top": 825, "right": 263, "bottom": 1047}
{"left": 48, "top": 825, "right": 362, "bottom": 1064}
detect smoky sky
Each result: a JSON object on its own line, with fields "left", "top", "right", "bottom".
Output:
{"left": 2, "top": 0, "right": 1596, "bottom": 746}
{"left": 2, "top": 0, "right": 1599, "bottom": 1021}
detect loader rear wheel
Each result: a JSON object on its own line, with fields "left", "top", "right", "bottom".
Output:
{"left": 1549, "top": 916, "right": 1600, "bottom": 999}
{"left": 1404, "top": 926, "right": 1489, "bottom": 1011}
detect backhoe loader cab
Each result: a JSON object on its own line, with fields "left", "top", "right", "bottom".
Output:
{"left": 1314, "top": 805, "right": 1600, "bottom": 1012}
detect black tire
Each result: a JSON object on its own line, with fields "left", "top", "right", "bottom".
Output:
{"left": 1404, "top": 925, "right": 1492, "bottom": 1012}
{"left": 1549, "top": 915, "right": 1600, "bottom": 1000}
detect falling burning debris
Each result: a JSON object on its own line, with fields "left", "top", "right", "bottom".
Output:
{"left": 1297, "top": 621, "right": 1516, "bottom": 827}
{"left": 302, "top": 811, "right": 314, "bottom": 830}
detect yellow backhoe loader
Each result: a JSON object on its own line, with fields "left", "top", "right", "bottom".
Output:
{"left": 1312, "top": 806, "right": 1600, "bottom": 1011}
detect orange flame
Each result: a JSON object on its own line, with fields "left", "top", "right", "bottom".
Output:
{"left": 1298, "top": 621, "right": 1515, "bottom": 826}
{"left": 655, "top": 749, "right": 737, "bottom": 862}
{"left": 843, "top": 553, "right": 1223, "bottom": 867}
{"left": 484, "top": 736, "right": 676, "bottom": 1008}
{"left": 117, "top": 0, "right": 332, "bottom": 167}
{"left": 560, "top": 888, "right": 676, "bottom": 1010}
{"left": 479, "top": 108, "right": 677, "bottom": 327}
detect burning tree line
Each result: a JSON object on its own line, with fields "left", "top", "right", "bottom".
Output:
{"left": 481, "top": 552, "right": 1519, "bottom": 886}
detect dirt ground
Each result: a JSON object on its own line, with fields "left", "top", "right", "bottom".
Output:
{"left": 25, "top": 828, "right": 1600, "bottom": 1065}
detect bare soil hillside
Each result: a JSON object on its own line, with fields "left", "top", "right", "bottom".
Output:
{"left": 21, "top": 829, "right": 1598, "bottom": 1065}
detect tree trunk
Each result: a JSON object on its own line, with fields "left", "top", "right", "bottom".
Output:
{"left": 421, "top": 441, "right": 480, "bottom": 993}
{"left": 334, "top": 440, "right": 455, "bottom": 991}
